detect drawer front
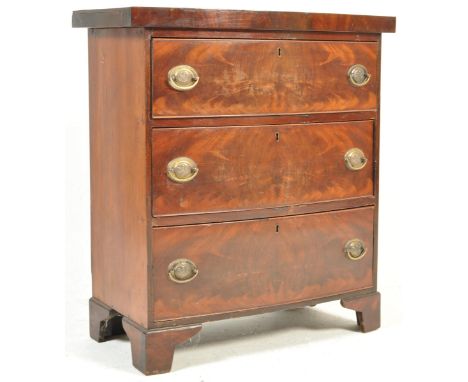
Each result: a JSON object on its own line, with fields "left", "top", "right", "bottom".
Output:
{"left": 152, "top": 121, "right": 373, "bottom": 216}
{"left": 152, "top": 39, "right": 378, "bottom": 117}
{"left": 152, "top": 207, "right": 374, "bottom": 321}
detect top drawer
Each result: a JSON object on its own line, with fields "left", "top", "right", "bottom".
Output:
{"left": 151, "top": 39, "right": 378, "bottom": 118}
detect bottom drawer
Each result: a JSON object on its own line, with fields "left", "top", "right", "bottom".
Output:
{"left": 152, "top": 207, "right": 375, "bottom": 321}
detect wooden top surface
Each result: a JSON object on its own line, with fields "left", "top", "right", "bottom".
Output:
{"left": 72, "top": 7, "right": 396, "bottom": 33}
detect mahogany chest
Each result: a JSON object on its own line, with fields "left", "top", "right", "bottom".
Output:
{"left": 72, "top": 7, "right": 396, "bottom": 375}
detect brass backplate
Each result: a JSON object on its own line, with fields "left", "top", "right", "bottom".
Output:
{"left": 167, "top": 156, "right": 199, "bottom": 183}
{"left": 168, "top": 259, "right": 199, "bottom": 283}
{"left": 168, "top": 65, "right": 199, "bottom": 91}
{"left": 348, "top": 64, "right": 371, "bottom": 87}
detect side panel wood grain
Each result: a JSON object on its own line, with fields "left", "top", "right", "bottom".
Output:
{"left": 89, "top": 28, "right": 150, "bottom": 327}
{"left": 152, "top": 121, "right": 374, "bottom": 216}
{"left": 152, "top": 39, "right": 378, "bottom": 117}
{"left": 152, "top": 207, "right": 374, "bottom": 321}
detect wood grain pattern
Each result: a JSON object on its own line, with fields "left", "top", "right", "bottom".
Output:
{"left": 152, "top": 207, "right": 374, "bottom": 321}
{"left": 152, "top": 121, "right": 374, "bottom": 216}
{"left": 372, "top": 37, "right": 382, "bottom": 287}
{"left": 150, "top": 29, "right": 381, "bottom": 42}
{"left": 341, "top": 291, "right": 380, "bottom": 332}
{"left": 122, "top": 318, "right": 202, "bottom": 375}
{"left": 152, "top": 196, "right": 375, "bottom": 227}
{"left": 88, "top": 28, "right": 150, "bottom": 328}
{"left": 72, "top": 7, "right": 396, "bottom": 33}
{"left": 149, "top": 110, "right": 377, "bottom": 128}
{"left": 150, "top": 287, "right": 376, "bottom": 328}
{"left": 152, "top": 39, "right": 378, "bottom": 118}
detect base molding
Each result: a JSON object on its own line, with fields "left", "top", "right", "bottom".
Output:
{"left": 89, "top": 292, "right": 381, "bottom": 375}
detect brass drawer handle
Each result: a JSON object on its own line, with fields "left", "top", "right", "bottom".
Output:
{"left": 168, "top": 259, "right": 199, "bottom": 283}
{"left": 344, "top": 148, "right": 368, "bottom": 171}
{"left": 344, "top": 239, "right": 367, "bottom": 261}
{"left": 167, "top": 157, "right": 199, "bottom": 183}
{"left": 348, "top": 64, "right": 371, "bottom": 87}
{"left": 168, "top": 65, "right": 199, "bottom": 91}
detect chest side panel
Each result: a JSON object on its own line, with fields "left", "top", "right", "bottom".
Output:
{"left": 88, "top": 28, "right": 150, "bottom": 327}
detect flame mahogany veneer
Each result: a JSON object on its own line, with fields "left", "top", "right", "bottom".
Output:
{"left": 73, "top": 7, "right": 395, "bottom": 375}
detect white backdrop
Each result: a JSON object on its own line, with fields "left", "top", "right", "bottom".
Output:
{"left": 1, "top": 0, "right": 467, "bottom": 380}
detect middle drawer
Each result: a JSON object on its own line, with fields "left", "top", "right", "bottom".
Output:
{"left": 152, "top": 120, "right": 374, "bottom": 216}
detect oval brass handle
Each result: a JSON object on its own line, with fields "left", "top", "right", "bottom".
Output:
{"left": 168, "top": 65, "right": 199, "bottom": 91}
{"left": 348, "top": 64, "right": 371, "bottom": 87}
{"left": 167, "top": 157, "right": 199, "bottom": 183}
{"left": 168, "top": 259, "right": 199, "bottom": 283}
{"left": 344, "top": 148, "right": 368, "bottom": 171}
{"left": 344, "top": 239, "right": 367, "bottom": 261}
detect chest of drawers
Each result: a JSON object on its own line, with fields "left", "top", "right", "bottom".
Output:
{"left": 73, "top": 7, "right": 396, "bottom": 375}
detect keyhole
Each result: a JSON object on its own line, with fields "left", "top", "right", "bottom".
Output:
{"left": 276, "top": 224, "right": 280, "bottom": 233}
{"left": 275, "top": 132, "right": 280, "bottom": 142}
{"left": 278, "top": 48, "right": 281, "bottom": 56}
